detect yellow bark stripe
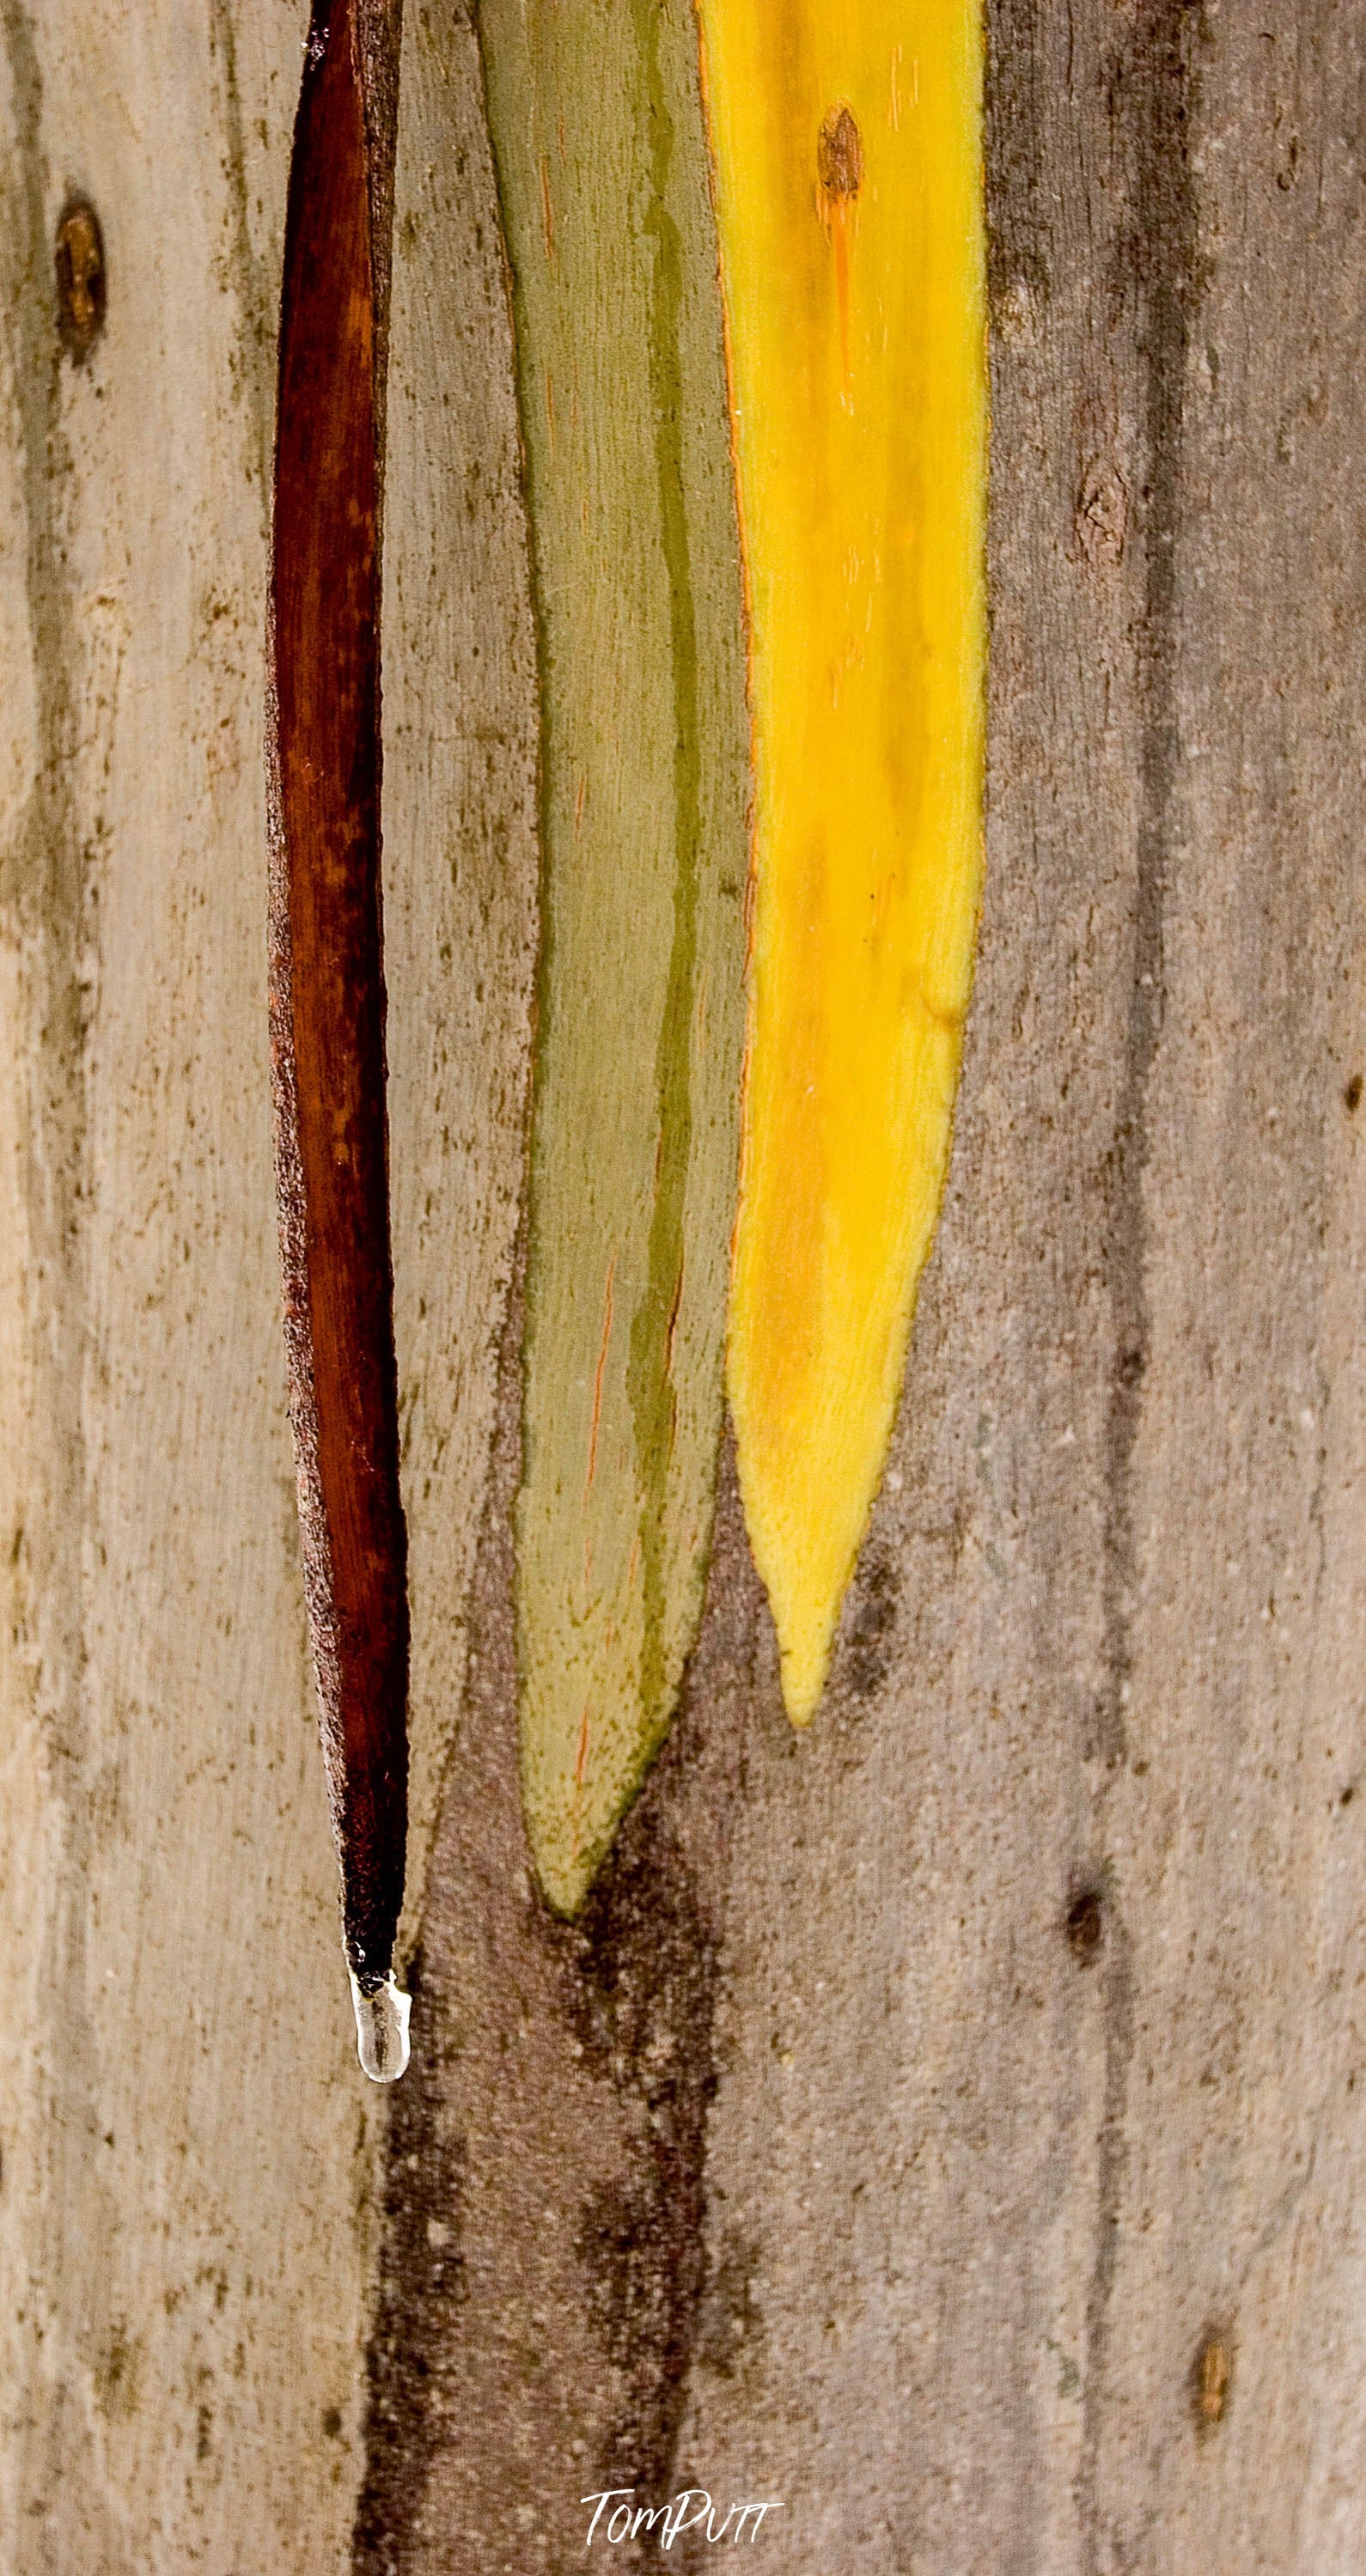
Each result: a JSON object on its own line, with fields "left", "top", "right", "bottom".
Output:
{"left": 699, "top": 4, "right": 987, "bottom": 1721}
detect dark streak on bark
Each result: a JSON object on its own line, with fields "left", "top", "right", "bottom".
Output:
{"left": 1098, "top": 0, "right": 1204, "bottom": 1775}
{"left": 1079, "top": 1903, "right": 1135, "bottom": 2573}
{"left": 208, "top": 0, "right": 273, "bottom": 543}
{"left": 1082, "top": 7, "right": 1204, "bottom": 2566}
{"left": 351, "top": 1941, "right": 468, "bottom": 2575}
{"left": 268, "top": 0, "right": 409, "bottom": 1986}
{"left": 570, "top": 1788, "right": 721, "bottom": 2512}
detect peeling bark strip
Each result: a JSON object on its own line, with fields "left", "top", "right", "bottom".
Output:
{"left": 267, "top": 0, "right": 410, "bottom": 2063}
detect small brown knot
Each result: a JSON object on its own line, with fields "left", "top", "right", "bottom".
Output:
{"left": 1192, "top": 2328, "right": 1232, "bottom": 2432}
{"left": 818, "top": 105, "right": 863, "bottom": 207}
{"left": 55, "top": 201, "right": 106, "bottom": 359}
{"left": 1065, "top": 1889, "right": 1104, "bottom": 1960}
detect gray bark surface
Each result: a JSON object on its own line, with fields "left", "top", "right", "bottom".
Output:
{"left": 0, "top": 3, "right": 1363, "bottom": 2572}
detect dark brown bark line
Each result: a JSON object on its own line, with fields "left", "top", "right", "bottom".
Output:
{"left": 1082, "top": 3, "right": 1207, "bottom": 2565}
{"left": 1097, "top": 0, "right": 1207, "bottom": 1779}
{"left": 269, "top": 0, "right": 408, "bottom": 1983}
{"left": 350, "top": 1934, "right": 467, "bottom": 2575}
{"left": 564, "top": 1752, "right": 727, "bottom": 2522}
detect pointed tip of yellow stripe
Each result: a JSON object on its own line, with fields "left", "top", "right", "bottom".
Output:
{"left": 750, "top": 1489, "right": 858, "bottom": 1727}
{"left": 778, "top": 1625, "right": 833, "bottom": 1728}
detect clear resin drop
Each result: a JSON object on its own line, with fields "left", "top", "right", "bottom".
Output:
{"left": 349, "top": 1970, "right": 412, "bottom": 2083}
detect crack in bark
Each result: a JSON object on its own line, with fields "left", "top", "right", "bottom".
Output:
{"left": 269, "top": 0, "right": 410, "bottom": 1987}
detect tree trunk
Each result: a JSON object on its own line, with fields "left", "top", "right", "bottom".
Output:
{"left": 2, "top": 2, "right": 1364, "bottom": 2571}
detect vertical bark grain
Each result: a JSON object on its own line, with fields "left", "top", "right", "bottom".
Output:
{"left": 0, "top": 1, "right": 99, "bottom": 2548}
{"left": 0, "top": 10, "right": 380, "bottom": 2568}
{"left": 1, "top": 3, "right": 1366, "bottom": 2572}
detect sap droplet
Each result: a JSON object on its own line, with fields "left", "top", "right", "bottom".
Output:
{"left": 349, "top": 1970, "right": 412, "bottom": 2083}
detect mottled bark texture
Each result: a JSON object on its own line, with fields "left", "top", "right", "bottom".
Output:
{"left": 0, "top": 2, "right": 1364, "bottom": 2573}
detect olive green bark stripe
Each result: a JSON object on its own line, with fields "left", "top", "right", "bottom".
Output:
{"left": 481, "top": 0, "right": 748, "bottom": 1912}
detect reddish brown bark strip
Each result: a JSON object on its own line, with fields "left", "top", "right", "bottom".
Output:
{"left": 267, "top": 0, "right": 407, "bottom": 2009}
